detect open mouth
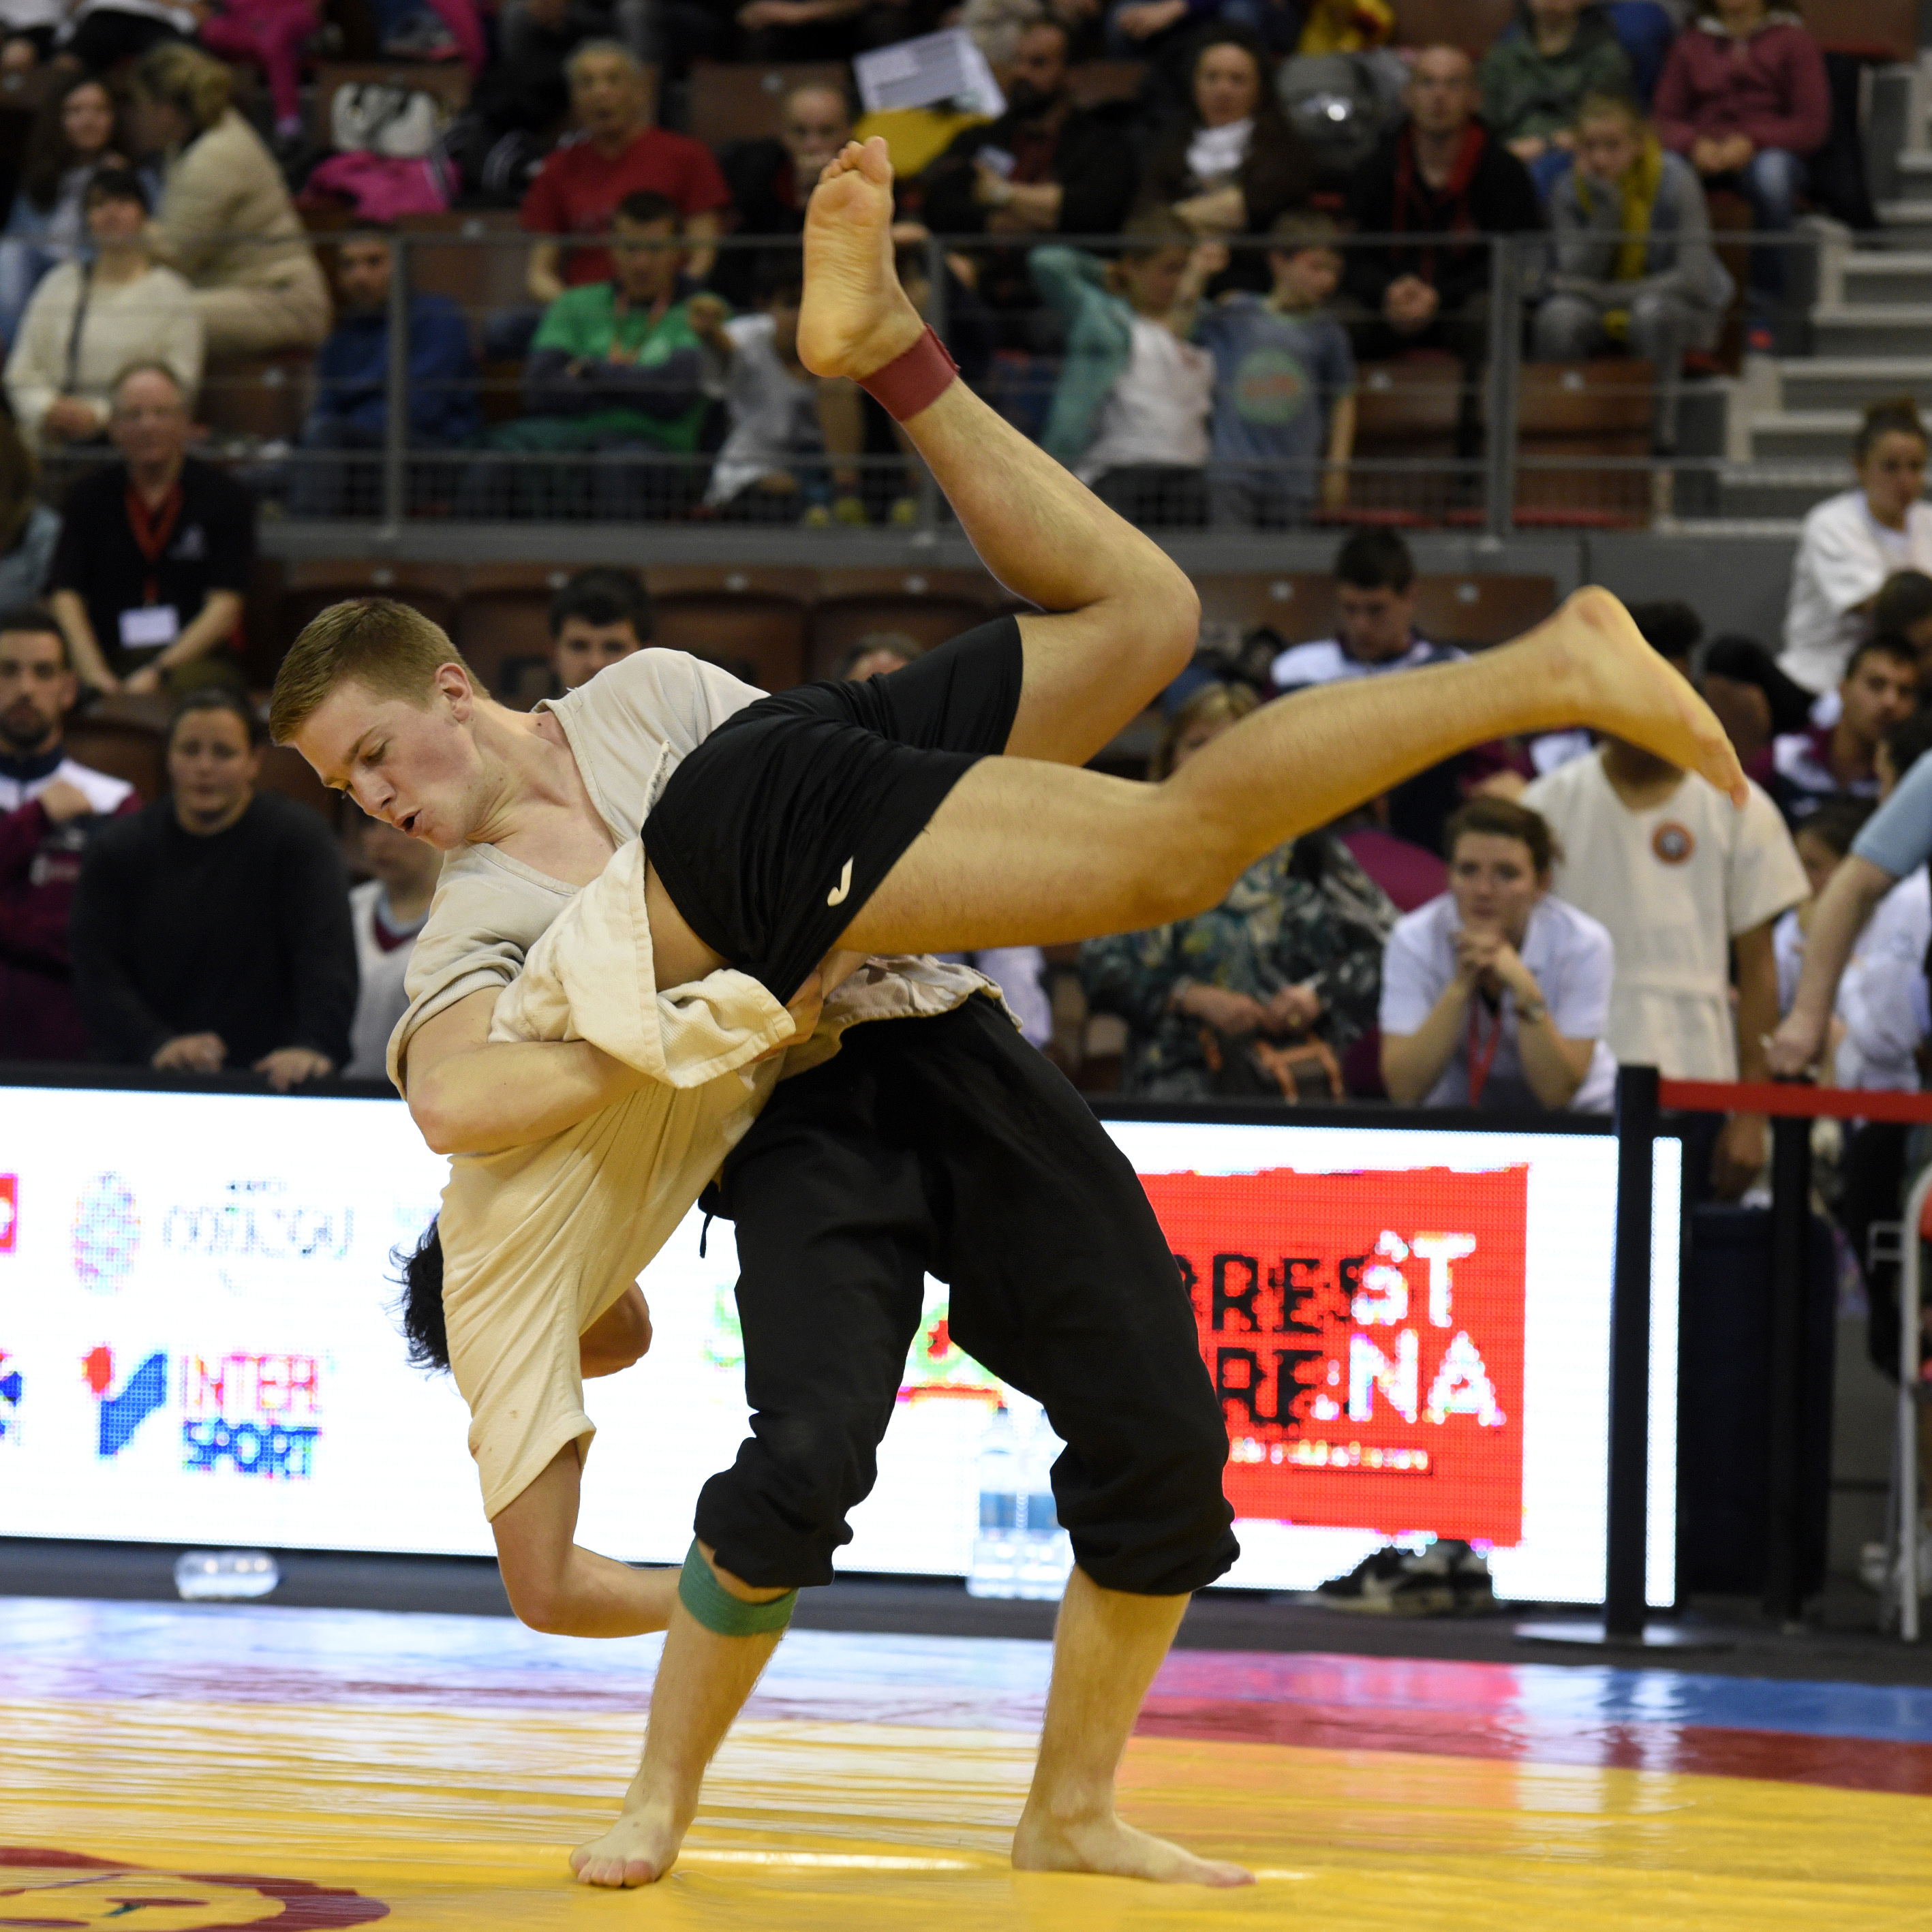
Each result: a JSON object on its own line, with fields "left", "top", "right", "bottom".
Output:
{"left": 399, "top": 810, "right": 421, "bottom": 837}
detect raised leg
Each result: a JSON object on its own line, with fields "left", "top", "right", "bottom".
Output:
{"left": 799, "top": 136, "right": 1199, "bottom": 765}
{"left": 833, "top": 586, "right": 1747, "bottom": 958}
{"left": 1014, "top": 1570, "right": 1250, "bottom": 1885}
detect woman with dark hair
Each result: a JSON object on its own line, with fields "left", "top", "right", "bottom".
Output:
{"left": 0, "top": 410, "right": 59, "bottom": 609}
{"left": 1138, "top": 27, "right": 1314, "bottom": 285}
{"left": 0, "top": 74, "right": 129, "bottom": 341}
{"left": 1782, "top": 395, "right": 1932, "bottom": 695}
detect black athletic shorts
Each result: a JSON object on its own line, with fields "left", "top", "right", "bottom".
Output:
{"left": 694, "top": 996, "right": 1240, "bottom": 1597}
{"left": 642, "top": 617, "right": 1024, "bottom": 1004}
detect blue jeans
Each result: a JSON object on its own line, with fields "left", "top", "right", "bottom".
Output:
{"left": 1710, "top": 149, "right": 1807, "bottom": 303}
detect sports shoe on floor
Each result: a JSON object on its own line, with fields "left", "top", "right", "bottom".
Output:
{"left": 1431, "top": 1537, "right": 1496, "bottom": 1613}
{"left": 1315, "top": 1543, "right": 1457, "bottom": 1616}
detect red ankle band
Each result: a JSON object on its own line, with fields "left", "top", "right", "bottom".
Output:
{"left": 859, "top": 324, "right": 958, "bottom": 423}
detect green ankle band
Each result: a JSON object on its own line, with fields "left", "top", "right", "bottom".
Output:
{"left": 677, "top": 1539, "right": 798, "bottom": 1637}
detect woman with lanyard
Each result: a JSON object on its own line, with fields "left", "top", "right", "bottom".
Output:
{"left": 1379, "top": 795, "right": 1617, "bottom": 1111}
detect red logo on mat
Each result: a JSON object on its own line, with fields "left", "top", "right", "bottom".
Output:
{"left": 0, "top": 1847, "right": 388, "bottom": 1927}
{"left": 0, "top": 1176, "right": 15, "bottom": 1253}
{"left": 1141, "top": 1165, "right": 1530, "bottom": 1548}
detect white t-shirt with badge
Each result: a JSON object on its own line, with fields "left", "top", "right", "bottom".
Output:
{"left": 1521, "top": 753, "right": 1808, "bottom": 1079}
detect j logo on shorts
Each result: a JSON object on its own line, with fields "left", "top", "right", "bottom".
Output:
{"left": 827, "top": 859, "right": 855, "bottom": 907}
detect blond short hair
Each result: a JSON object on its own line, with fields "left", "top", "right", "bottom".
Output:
{"left": 269, "top": 598, "right": 476, "bottom": 743}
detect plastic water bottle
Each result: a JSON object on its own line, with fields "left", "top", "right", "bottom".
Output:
{"left": 174, "top": 1550, "right": 279, "bottom": 1601}
{"left": 966, "top": 1405, "right": 1020, "bottom": 1597}
{"left": 1013, "top": 1413, "right": 1074, "bottom": 1600}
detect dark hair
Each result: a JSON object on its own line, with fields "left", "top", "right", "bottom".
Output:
{"left": 1333, "top": 527, "right": 1415, "bottom": 594}
{"left": 614, "top": 189, "right": 679, "bottom": 228}
{"left": 1184, "top": 22, "right": 1287, "bottom": 137}
{"left": 394, "top": 1220, "right": 450, "bottom": 1373}
{"left": 549, "top": 565, "right": 653, "bottom": 642}
{"left": 1443, "top": 795, "right": 1558, "bottom": 875}
{"left": 1884, "top": 707, "right": 1932, "bottom": 786}
{"left": 1796, "top": 797, "right": 1874, "bottom": 859}
{"left": 1699, "top": 633, "right": 1815, "bottom": 737}
{"left": 0, "top": 414, "right": 38, "bottom": 557}
{"left": 1626, "top": 599, "right": 1703, "bottom": 664}
{"left": 1853, "top": 395, "right": 1927, "bottom": 460}
{"left": 169, "top": 686, "right": 261, "bottom": 748}
{"left": 22, "top": 74, "right": 119, "bottom": 214}
{"left": 1846, "top": 633, "right": 1918, "bottom": 679}
{"left": 753, "top": 247, "right": 803, "bottom": 306}
{"left": 0, "top": 604, "right": 70, "bottom": 669}
{"left": 85, "top": 166, "right": 150, "bottom": 215}
{"left": 1875, "top": 569, "right": 1932, "bottom": 639}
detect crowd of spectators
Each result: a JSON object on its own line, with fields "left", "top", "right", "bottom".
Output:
{"left": 0, "top": 0, "right": 1862, "bottom": 523}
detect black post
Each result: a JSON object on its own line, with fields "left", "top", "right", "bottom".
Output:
{"left": 1605, "top": 1063, "right": 1659, "bottom": 1640}
{"left": 1763, "top": 1110, "right": 1812, "bottom": 1624}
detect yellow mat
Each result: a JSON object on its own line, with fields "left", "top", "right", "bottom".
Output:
{"left": 7, "top": 1695, "right": 1932, "bottom": 1931}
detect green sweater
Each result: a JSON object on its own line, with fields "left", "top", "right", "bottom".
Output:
{"left": 1478, "top": 14, "right": 1633, "bottom": 145}
{"left": 512, "top": 283, "right": 715, "bottom": 451}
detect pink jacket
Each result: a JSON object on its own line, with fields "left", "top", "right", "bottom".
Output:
{"left": 1653, "top": 12, "right": 1830, "bottom": 158}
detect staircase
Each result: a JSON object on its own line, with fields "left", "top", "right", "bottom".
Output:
{"left": 1716, "top": 52, "right": 1932, "bottom": 520}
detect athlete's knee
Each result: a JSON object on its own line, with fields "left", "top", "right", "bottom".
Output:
{"left": 1120, "top": 793, "right": 1248, "bottom": 925}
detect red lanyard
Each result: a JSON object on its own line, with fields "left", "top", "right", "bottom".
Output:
{"left": 1466, "top": 992, "right": 1505, "bottom": 1105}
{"left": 125, "top": 482, "right": 183, "bottom": 607}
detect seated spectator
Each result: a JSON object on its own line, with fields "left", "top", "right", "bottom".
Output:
{"left": 1698, "top": 630, "right": 1815, "bottom": 769}
{"left": 1782, "top": 398, "right": 1932, "bottom": 695}
{"left": 132, "top": 44, "right": 330, "bottom": 358}
{"left": 1380, "top": 796, "right": 1617, "bottom": 1111}
{"left": 1531, "top": 93, "right": 1732, "bottom": 467}
{"left": 344, "top": 806, "right": 440, "bottom": 1078}
{"left": 1522, "top": 604, "right": 1808, "bottom": 1198}
{"left": 1296, "top": 0, "right": 1392, "bottom": 53}
{"left": 0, "top": 412, "right": 61, "bottom": 612}
{"left": 1082, "top": 680, "right": 1395, "bottom": 1099}
{"left": 0, "top": 75, "right": 132, "bottom": 346}
{"left": 921, "top": 20, "right": 1137, "bottom": 320}
{"left": 1875, "top": 568, "right": 1932, "bottom": 673}
{"left": 1342, "top": 46, "right": 1542, "bottom": 452}
{"left": 697, "top": 251, "right": 838, "bottom": 523}
{"left": 716, "top": 82, "right": 850, "bottom": 310}
{"left": 438, "top": 0, "right": 578, "bottom": 209}
{"left": 521, "top": 41, "right": 728, "bottom": 305}
{"left": 1773, "top": 793, "right": 1869, "bottom": 1014}
{"left": 1139, "top": 28, "right": 1314, "bottom": 277}
{"left": 1479, "top": 0, "right": 1633, "bottom": 195}
{"left": 365, "top": 0, "right": 485, "bottom": 67}
{"left": 48, "top": 363, "right": 254, "bottom": 696}
{"left": 0, "top": 0, "right": 62, "bottom": 70}
{"left": 1653, "top": 0, "right": 1828, "bottom": 333}
{"left": 0, "top": 607, "right": 140, "bottom": 1062}
{"left": 70, "top": 687, "right": 355, "bottom": 1087}
{"left": 500, "top": 0, "right": 652, "bottom": 72}
{"left": 292, "top": 227, "right": 480, "bottom": 519}
{"left": 1272, "top": 529, "right": 1516, "bottom": 850}
{"left": 476, "top": 191, "right": 720, "bottom": 519}
{"left": 1030, "top": 218, "right": 1216, "bottom": 527}
{"left": 1191, "top": 211, "right": 1355, "bottom": 525}
{"left": 1767, "top": 635, "right": 1916, "bottom": 825}
{"left": 838, "top": 632, "right": 923, "bottom": 679}
{"left": 1107, "top": 0, "right": 1300, "bottom": 70}
{"left": 5, "top": 169, "right": 202, "bottom": 457}
{"left": 549, "top": 564, "right": 651, "bottom": 690}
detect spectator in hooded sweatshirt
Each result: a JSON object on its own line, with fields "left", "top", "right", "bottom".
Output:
{"left": 293, "top": 228, "right": 480, "bottom": 517}
{"left": 1653, "top": 0, "right": 1828, "bottom": 331}
{"left": 1479, "top": 0, "right": 1634, "bottom": 198}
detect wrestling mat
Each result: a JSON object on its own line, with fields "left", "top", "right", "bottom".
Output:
{"left": 5, "top": 1598, "right": 1931, "bottom": 1931}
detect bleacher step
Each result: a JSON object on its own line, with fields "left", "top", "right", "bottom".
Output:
{"left": 1841, "top": 250, "right": 1932, "bottom": 303}
{"left": 1714, "top": 460, "right": 1853, "bottom": 520}
{"left": 1776, "top": 354, "right": 1932, "bottom": 410}
{"left": 1747, "top": 410, "right": 1862, "bottom": 461}
{"left": 1876, "top": 198, "right": 1932, "bottom": 231}
{"left": 1808, "top": 303, "right": 1932, "bottom": 356}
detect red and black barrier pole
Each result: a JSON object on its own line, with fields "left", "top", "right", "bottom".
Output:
{"left": 1604, "top": 1062, "right": 1659, "bottom": 1642}
{"left": 1764, "top": 1104, "right": 1814, "bottom": 1629}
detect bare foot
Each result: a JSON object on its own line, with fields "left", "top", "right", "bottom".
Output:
{"left": 569, "top": 1797, "right": 684, "bottom": 1888}
{"left": 1527, "top": 586, "right": 1747, "bottom": 805}
{"left": 797, "top": 137, "right": 926, "bottom": 383}
{"left": 1013, "top": 1805, "right": 1254, "bottom": 1887}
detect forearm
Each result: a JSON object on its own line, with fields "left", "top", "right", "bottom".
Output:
{"left": 50, "top": 589, "right": 112, "bottom": 688}
{"left": 684, "top": 213, "right": 720, "bottom": 283}
{"left": 159, "top": 591, "right": 243, "bottom": 669}
{"left": 527, "top": 244, "right": 563, "bottom": 305}
{"left": 1380, "top": 985, "right": 1469, "bottom": 1103}
{"left": 1788, "top": 857, "right": 1892, "bottom": 1037}
{"left": 409, "top": 1036, "right": 645, "bottom": 1154}
{"left": 1514, "top": 1009, "right": 1587, "bottom": 1108}
{"left": 1734, "top": 946, "right": 1778, "bottom": 1086}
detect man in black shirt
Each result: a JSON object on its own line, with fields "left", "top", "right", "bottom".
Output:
{"left": 48, "top": 364, "right": 256, "bottom": 696}
{"left": 1342, "top": 46, "right": 1542, "bottom": 450}
{"left": 70, "top": 688, "right": 356, "bottom": 1088}
{"left": 715, "top": 81, "right": 850, "bottom": 309}
{"left": 921, "top": 22, "right": 1137, "bottom": 332}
